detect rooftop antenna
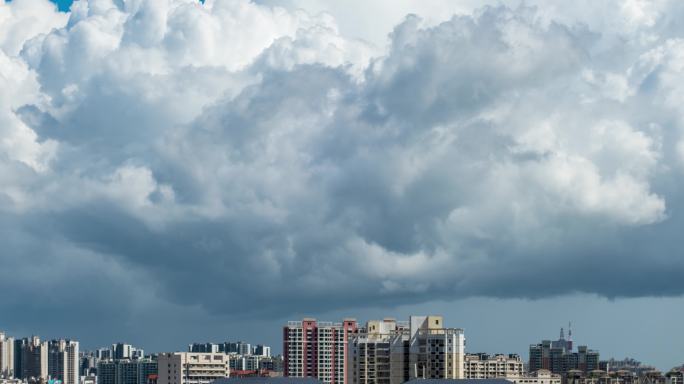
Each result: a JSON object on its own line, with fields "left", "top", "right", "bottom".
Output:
{"left": 560, "top": 327, "right": 565, "bottom": 340}
{"left": 568, "top": 322, "right": 572, "bottom": 340}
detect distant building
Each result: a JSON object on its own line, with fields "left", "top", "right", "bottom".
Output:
{"left": 229, "top": 356, "right": 261, "bottom": 372}
{"left": 402, "top": 378, "right": 511, "bottom": 384}
{"left": 641, "top": 371, "right": 667, "bottom": 384}
{"left": 223, "top": 344, "right": 251, "bottom": 357}
{"left": 529, "top": 327, "right": 599, "bottom": 375}
{"left": 211, "top": 378, "right": 321, "bottom": 384}
{"left": 599, "top": 358, "right": 656, "bottom": 376}
{"left": 347, "top": 315, "right": 465, "bottom": 384}
{"left": 97, "top": 349, "right": 113, "bottom": 361}
{"left": 666, "top": 370, "right": 683, "bottom": 384}
{"left": 98, "top": 359, "right": 158, "bottom": 384}
{"left": 507, "top": 370, "right": 562, "bottom": 384}
{"left": 283, "top": 318, "right": 358, "bottom": 384}
{"left": 17, "top": 336, "right": 48, "bottom": 380}
{"left": 157, "top": 353, "right": 229, "bottom": 384}
{"left": 464, "top": 353, "right": 523, "bottom": 379}
{"left": 47, "top": 339, "right": 79, "bottom": 384}
{"left": 80, "top": 354, "right": 98, "bottom": 377}
{"left": 252, "top": 347, "right": 270, "bottom": 359}
{"left": 189, "top": 343, "right": 270, "bottom": 358}
{"left": 112, "top": 344, "right": 144, "bottom": 360}
{"left": 0, "top": 333, "right": 14, "bottom": 379}
{"left": 258, "top": 357, "right": 283, "bottom": 373}
{"left": 189, "top": 345, "right": 219, "bottom": 354}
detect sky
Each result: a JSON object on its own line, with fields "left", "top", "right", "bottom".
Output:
{"left": 1, "top": 0, "right": 684, "bottom": 372}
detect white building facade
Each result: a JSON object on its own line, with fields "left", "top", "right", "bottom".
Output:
{"left": 0, "top": 333, "right": 14, "bottom": 379}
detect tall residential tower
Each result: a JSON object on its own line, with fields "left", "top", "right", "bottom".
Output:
{"left": 283, "top": 318, "right": 358, "bottom": 384}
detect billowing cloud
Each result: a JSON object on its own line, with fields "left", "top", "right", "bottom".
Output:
{"left": 2, "top": 0, "right": 684, "bottom": 347}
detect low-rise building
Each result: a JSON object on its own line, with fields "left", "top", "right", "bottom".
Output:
{"left": 666, "top": 370, "right": 683, "bottom": 384}
{"left": 507, "top": 370, "right": 561, "bottom": 384}
{"left": 157, "top": 353, "right": 229, "bottom": 384}
{"left": 464, "top": 354, "right": 523, "bottom": 379}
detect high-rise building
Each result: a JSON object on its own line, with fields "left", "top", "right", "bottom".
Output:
{"left": 47, "top": 339, "right": 79, "bottom": 384}
{"left": 13, "top": 339, "right": 26, "bottom": 379}
{"left": 348, "top": 315, "right": 465, "bottom": 384}
{"left": 283, "top": 318, "right": 358, "bottom": 384}
{"left": 98, "top": 359, "right": 158, "bottom": 384}
{"left": 253, "top": 346, "right": 271, "bottom": 358}
{"left": 189, "top": 342, "right": 266, "bottom": 357}
{"left": 228, "top": 355, "right": 262, "bottom": 372}
{"left": 188, "top": 344, "right": 219, "bottom": 354}
{"left": 408, "top": 316, "right": 464, "bottom": 380}
{"left": 113, "top": 344, "right": 133, "bottom": 360}
{"left": 157, "top": 353, "right": 229, "bottom": 384}
{"left": 348, "top": 318, "right": 409, "bottom": 384}
{"left": 222, "top": 343, "right": 251, "bottom": 356}
{"left": 113, "top": 344, "right": 144, "bottom": 360}
{"left": 529, "top": 327, "right": 599, "bottom": 375}
{"left": 17, "top": 336, "right": 48, "bottom": 380}
{"left": 80, "top": 353, "right": 98, "bottom": 377}
{"left": 0, "top": 332, "right": 15, "bottom": 379}
{"left": 257, "top": 356, "right": 283, "bottom": 372}
{"left": 464, "top": 353, "right": 524, "bottom": 379}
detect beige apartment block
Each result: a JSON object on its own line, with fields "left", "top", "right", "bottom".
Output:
{"left": 508, "top": 369, "right": 562, "bottom": 384}
{"left": 409, "top": 316, "right": 465, "bottom": 380}
{"left": 465, "top": 353, "right": 524, "bottom": 379}
{"left": 157, "top": 353, "right": 229, "bottom": 384}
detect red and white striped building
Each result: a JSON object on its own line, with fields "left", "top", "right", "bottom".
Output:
{"left": 283, "top": 318, "right": 358, "bottom": 384}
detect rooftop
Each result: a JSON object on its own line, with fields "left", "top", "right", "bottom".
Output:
{"left": 212, "top": 379, "right": 322, "bottom": 384}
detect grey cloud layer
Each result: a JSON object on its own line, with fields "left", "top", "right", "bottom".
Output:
{"left": 1, "top": 0, "right": 684, "bottom": 326}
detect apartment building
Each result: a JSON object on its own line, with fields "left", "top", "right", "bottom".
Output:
{"left": 157, "top": 353, "right": 229, "bottom": 384}
{"left": 98, "top": 358, "right": 158, "bottom": 384}
{"left": 228, "top": 355, "right": 261, "bottom": 371}
{"left": 464, "top": 353, "right": 524, "bottom": 379}
{"left": 409, "top": 316, "right": 465, "bottom": 380}
{"left": 529, "top": 329, "right": 599, "bottom": 375}
{"left": 253, "top": 346, "right": 271, "bottom": 358}
{"left": 348, "top": 316, "right": 465, "bottom": 384}
{"left": 112, "top": 344, "right": 145, "bottom": 360}
{"left": 0, "top": 333, "right": 14, "bottom": 379}
{"left": 17, "top": 337, "right": 48, "bottom": 380}
{"left": 47, "top": 339, "right": 79, "bottom": 384}
{"left": 508, "top": 370, "right": 562, "bottom": 384}
{"left": 348, "top": 318, "right": 409, "bottom": 384}
{"left": 283, "top": 318, "right": 358, "bottom": 384}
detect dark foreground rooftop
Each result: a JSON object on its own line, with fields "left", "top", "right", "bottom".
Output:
{"left": 212, "top": 378, "right": 323, "bottom": 384}
{"left": 405, "top": 379, "right": 513, "bottom": 384}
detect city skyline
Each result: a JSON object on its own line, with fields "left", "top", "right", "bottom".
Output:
{"left": 2, "top": 0, "right": 684, "bottom": 377}
{"left": 2, "top": 309, "right": 680, "bottom": 372}
{"left": 2, "top": 313, "right": 683, "bottom": 384}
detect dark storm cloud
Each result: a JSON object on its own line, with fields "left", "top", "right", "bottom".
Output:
{"left": 1, "top": 0, "right": 684, "bottom": 355}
